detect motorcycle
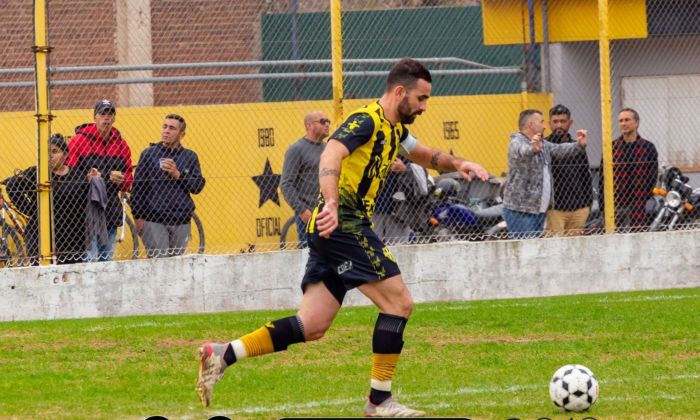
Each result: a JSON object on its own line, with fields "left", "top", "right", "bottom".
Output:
{"left": 646, "top": 166, "right": 700, "bottom": 231}
{"left": 582, "top": 166, "right": 604, "bottom": 235}
{"left": 427, "top": 172, "right": 507, "bottom": 241}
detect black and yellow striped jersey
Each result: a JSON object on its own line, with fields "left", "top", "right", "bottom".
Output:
{"left": 313, "top": 101, "right": 416, "bottom": 230}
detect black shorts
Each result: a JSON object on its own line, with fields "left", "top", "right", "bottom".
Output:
{"left": 301, "top": 222, "right": 401, "bottom": 305}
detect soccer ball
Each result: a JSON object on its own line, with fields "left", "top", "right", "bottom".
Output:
{"left": 549, "top": 364, "right": 599, "bottom": 412}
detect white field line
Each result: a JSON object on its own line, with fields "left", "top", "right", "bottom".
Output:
{"left": 180, "top": 373, "right": 699, "bottom": 419}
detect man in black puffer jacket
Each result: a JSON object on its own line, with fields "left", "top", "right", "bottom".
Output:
{"left": 131, "top": 114, "right": 205, "bottom": 258}
{"left": 545, "top": 104, "right": 592, "bottom": 236}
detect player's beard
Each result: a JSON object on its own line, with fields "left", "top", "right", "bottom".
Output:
{"left": 398, "top": 97, "right": 421, "bottom": 124}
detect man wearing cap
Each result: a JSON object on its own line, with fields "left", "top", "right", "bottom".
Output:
{"left": 67, "top": 99, "right": 134, "bottom": 261}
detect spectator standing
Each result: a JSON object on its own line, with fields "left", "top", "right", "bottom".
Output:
{"left": 131, "top": 114, "right": 205, "bottom": 257}
{"left": 545, "top": 105, "right": 593, "bottom": 236}
{"left": 503, "top": 109, "right": 588, "bottom": 239}
{"left": 67, "top": 99, "right": 133, "bottom": 261}
{"left": 609, "top": 108, "right": 658, "bottom": 231}
{"left": 280, "top": 110, "right": 330, "bottom": 247}
{"left": 6, "top": 134, "right": 86, "bottom": 265}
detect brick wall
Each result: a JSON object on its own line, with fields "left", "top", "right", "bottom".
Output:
{"left": 150, "top": 0, "right": 264, "bottom": 105}
{"left": 0, "top": 0, "right": 478, "bottom": 112}
{"left": 0, "top": 0, "right": 267, "bottom": 112}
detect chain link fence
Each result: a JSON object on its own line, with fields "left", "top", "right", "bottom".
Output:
{"left": 0, "top": 0, "right": 698, "bottom": 265}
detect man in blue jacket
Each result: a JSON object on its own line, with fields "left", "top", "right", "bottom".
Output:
{"left": 131, "top": 114, "right": 205, "bottom": 257}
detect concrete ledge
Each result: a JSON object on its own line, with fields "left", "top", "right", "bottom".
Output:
{"left": 2, "top": 230, "right": 699, "bottom": 322}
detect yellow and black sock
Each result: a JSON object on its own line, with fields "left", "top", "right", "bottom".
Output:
{"left": 369, "top": 313, "right": 407, "bottom": 405}
{"left": 225, "top": 315, "right": 305, "bottom": 365}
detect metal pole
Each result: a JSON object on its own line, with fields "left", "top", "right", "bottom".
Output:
{"left": 541, "top": 0, "right": 551, "bottom": 92}
{"left": 598, "top": 0, "right": 616, "bottom": 233}
{"left": 0, "top": 57, "right": 502, "bottom": 75}
{"left": 527, "top": 0, "right": 538, "bottom": 91}
{"left": 290, "top": 0, "right": 301, "bottom": 100}
{"left": 330, "top": 0, "right": 344, "bottom": 123}
{"left": 0, "top": 68, "right": 522, "bottom": 89}
{"left": 33, "top": 0, "right": 52, "bottom": 264}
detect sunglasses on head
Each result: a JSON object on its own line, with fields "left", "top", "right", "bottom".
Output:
{"left": 316, "top": 118, "right": 331, "bottom": 125}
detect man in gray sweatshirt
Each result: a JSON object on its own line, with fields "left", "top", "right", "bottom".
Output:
{"left": 503, "top": 109, "right": 588, "bottom": 239}
{"left": 280, "top": 110, "right": 330, "bottom": 246}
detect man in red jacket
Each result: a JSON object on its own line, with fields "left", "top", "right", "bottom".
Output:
{"left": 67, "top": 99, "right": 134, "bottom": 261}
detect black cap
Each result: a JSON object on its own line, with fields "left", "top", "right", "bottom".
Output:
{"left": 94, "top": 99, "right": 116, "bottom": 115}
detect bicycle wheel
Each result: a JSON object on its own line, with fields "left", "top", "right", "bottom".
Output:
{"left": 279, "top": 216, "right": 298, "bottom": 250}
{"left": 123, "top": 215, "right": 140, "bottom": 259}
{"left": 191, "top": 212, "right": 205, "bottom": 254}
{"left": 0, "top": 225, "right": 26, "bottom": 267}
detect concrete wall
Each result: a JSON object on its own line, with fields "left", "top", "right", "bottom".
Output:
{"left": 2, "top": 230, "right": 699, "bottom": 322}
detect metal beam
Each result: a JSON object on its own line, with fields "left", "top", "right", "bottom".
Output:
{"left": 0, "top": 57, "right": 501, "bottom": 75}
{"left": 0, "top": 68, "right": 521, "bottom": 89}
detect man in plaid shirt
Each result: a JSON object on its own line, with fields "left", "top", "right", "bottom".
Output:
{"left": 611, "top": 108, "right": 658, "bottom": 231}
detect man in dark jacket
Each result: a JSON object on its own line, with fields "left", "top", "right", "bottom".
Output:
{"left": 7, "top": 134, "right": 87, "bottom": 265}
{"left": 545, "top": 104, "right": 592, "bottom": 236}
{"left": 611, "top": 108, "right": 658, "bottom": 231}
{"left": 67, "top": 99, "right": 133, "bottom": 261}
{"left": 131, "top": 114, "right": 205, "bottom": 257}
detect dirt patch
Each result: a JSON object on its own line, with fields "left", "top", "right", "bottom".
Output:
{"left": 420, "top": 330, "right": 572, "bottom": 346}
{"left": 0, "top": 330, "right": 33, "bottom": 338}
{"left": 673, "top": 350, "right": 700, "bottom": 361}
{"left": 158, "top": 337, "right": 205, "bottom": 347}
{"left": 18, "top": 338, "right": 118, "bottom": 351}
{"left": 598, "top": 351, "right": 667, "bottom": 362}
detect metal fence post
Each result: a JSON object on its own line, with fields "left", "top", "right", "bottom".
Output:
{"left": 33, "top": 0, "right": 53, "bottom": 264}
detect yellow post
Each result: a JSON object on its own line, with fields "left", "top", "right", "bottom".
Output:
{"left": 598, "top": 0, "right": 616, "bottom": 233}
{"left": 330, "top": 0, "right": 344, "bottom": 124}
{"left": 34, "top": 0, "right": 53, "bottom": 264}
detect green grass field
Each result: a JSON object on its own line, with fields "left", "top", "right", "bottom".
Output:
{"left": 0, "top": 287, "right": 698, "bottom": 419}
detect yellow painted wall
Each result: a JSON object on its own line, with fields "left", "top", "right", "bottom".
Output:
{"left": 482, "top": 0, "right": 647, "bottom": 45}
{"left": 0, "top": 92, "right": 551, "bottom": 257}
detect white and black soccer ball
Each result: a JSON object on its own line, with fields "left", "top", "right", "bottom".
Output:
{"left": 549, "top": 364, "right": 599, "bottom": 412}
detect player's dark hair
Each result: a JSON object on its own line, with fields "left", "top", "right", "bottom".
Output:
{"left": 386, "top": 58, "right": 432, "bottom": 92}
{"left": 549, "top": 104, "right": 571, "bottom": 118}
{"left": 518, "top": 109, "right": 543, "bottom": 131}
{"left": 619, "top": 107, "right": 639, "bottom": 122}
{"left": 165, "top": 113, "right": 186, "bottom": 132}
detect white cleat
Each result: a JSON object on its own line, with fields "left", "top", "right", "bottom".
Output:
{"left": 195, "top": 343, "right": 229, "bottom": 407}
{"left": 364, "top": 397, "right": 426, "bottom": 417}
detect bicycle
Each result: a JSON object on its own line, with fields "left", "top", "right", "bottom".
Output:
{"left": 118, "top": 192, "right": 140, "bottom": 259}
{"left": 279, "top": 215, "right": 300, "bottom": 250}
{"left": 191, "top": 212, "right": 205, "bottom": 254}
{"left": 119, "top": 192, "right": 205, "bottom": 257}
{"left": 0, "top": 182, "right": 28, "bottom": 267}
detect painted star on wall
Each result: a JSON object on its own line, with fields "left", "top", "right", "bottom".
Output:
{"left": 251, "top": 158, "right": 281, "bottom": 207}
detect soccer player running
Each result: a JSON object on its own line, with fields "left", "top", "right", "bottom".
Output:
{"left": 196, "top": 58, "right": 489, "bottom": 417}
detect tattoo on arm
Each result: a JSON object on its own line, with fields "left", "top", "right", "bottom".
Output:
{"left": 319, "top": 168, "right": 340, "bottom": 178}
{"left": 430, "top": 151, "right": 442, "bottom": 170}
